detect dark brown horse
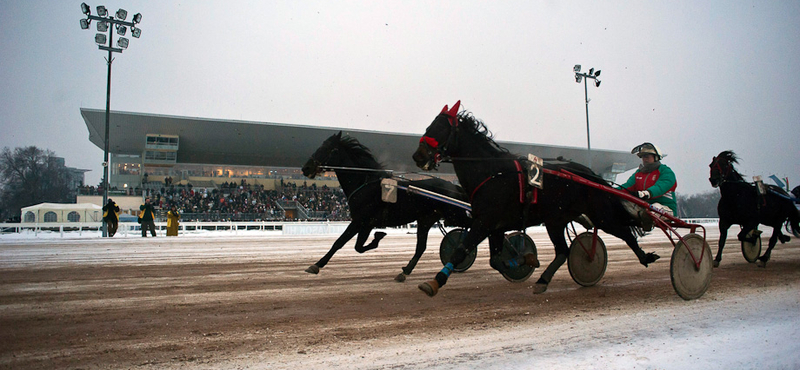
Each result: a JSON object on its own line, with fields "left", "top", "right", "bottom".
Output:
{"left": 302, "top": 132, "right": 472, "bottom": 281}
{"left": 709, "top": 151, "right": 800, "bottom": 267}
{"left": 411, "top": 101, "right": 660, "bottom": 296}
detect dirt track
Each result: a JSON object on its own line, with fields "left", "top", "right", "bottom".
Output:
{"left": 1, "top": 227, "right": 799, "bottom": 369}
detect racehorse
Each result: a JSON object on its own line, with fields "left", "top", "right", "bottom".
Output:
{"left": 708, "top": 151, "right": 800, "bottom": 267}
{"left": 302, "top": 131, "right": 472, "bottom": 282}
{"left": 411, "top": 101, "right": 660, "bottom": 296}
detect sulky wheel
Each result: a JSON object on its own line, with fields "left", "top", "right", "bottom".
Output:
{"left": 741, "top": 229, "right": 762, "bottom": 263}
{"left": 439, "top": 228, "right": 476, "bottom": 273}
{"left": 499, "top": 232, "right": 537, "bottom": 282}
{"left": 670, "top": 233, "right": 713, "bottom": 300}
{"left": 567, "top": 231, "right": 608, "bottom": 287}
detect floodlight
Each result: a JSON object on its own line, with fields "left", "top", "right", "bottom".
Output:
{"left": 97, "top": 21, "right": 109, "bottom": 32}
{"left": 132, "top": 13, "right": 142, "bottom": 24}
{"left": 131, "top": 27, "right": 141, "bottom": 38}
{"left": 118, "top": 37, "right": 129, "bottom": 49}
{"left": 115, "top": 8, "right": 127, "bottom": 21}
{"left": 595, "top": 70, "right": 601, "bottom": 77}
{"left": 81, "top": 3, "right": 91, "bottom": 15}
{"left": 574, "top": 64, "right": 581, "bottom": 73}
{"left": 97, "top": 5, "right": 108, "bottom": 17}
{"left": 575, "top": 75, "right": 583, "bottom": 83}
{"left": 595, "top": 80, "right": 601, "bottom": 87}
{"left": 116, "top": 24, "right": 127, "bottom": 36}
{"left": 95, "top": 33, "right": 107, "bottom": 45}
{"left": 80, "top": 18, "right": 90, "bottom": 29}
{"left": 589, "top": 68, "right": 594, "bottom": 75}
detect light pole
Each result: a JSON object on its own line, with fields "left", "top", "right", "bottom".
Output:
{"left": 573, "top": 64, "right": 601, "bottom": 170}
{"left": 80, "top": 3, "right": 142, "bottom": 237}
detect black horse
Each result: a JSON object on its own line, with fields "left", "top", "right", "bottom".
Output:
{"left": 302, "top": 131, "right": 472, "bottom": 282}
{"left": 412, "top": 101, "right": 660, "bottom": 296}
{"left": 708, "top": 151, "right": 800, "bottom": 267}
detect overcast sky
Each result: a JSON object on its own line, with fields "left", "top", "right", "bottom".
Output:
{"left": 1, "top": 1, "right": 798, "bottom": 196}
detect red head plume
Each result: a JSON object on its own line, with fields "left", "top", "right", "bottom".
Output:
{"left": 439, "top": 100, "right": 461, "bottom": 127}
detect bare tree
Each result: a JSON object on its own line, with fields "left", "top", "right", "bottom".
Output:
{"left": 677, "top": 190, "right": 721, "bottom": 218}
{"left": 0, "top": 146, "right": 74, "bottom": 220}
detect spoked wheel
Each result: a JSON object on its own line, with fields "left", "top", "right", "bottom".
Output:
{"left": 741, "top": 229, "right": 762, "bottom": 263}
{"left": 499, "top": 232, "right": 537, "bottom": 282}
{"left": 439, "top": 228, "right": 476, "bottom": 273}
{"left": 670, "top": 233, "right": 713, "bottom": 300}
{"left": 567, "top": 231, "right": 608, "bottom": 287}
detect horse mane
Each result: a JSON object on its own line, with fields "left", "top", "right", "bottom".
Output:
{"left": 455, "top": 111, "right": 510, "bottom": 156}
{"left": 716, "top": 150, "right": 745, "bottom": 182}
{"left": 719, "top": 150, "right": 739, "bottom": 165}
{"left": 335, "top": 135, "right": 385, "bottom": 170}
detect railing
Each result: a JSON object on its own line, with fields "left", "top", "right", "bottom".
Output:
{"left": 0, "top": 218, "right": 720, "bottom": 239}
{"left": 0, "top": 220, "right": 356, "bottom": 237}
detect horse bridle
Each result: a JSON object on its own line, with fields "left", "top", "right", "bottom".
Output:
{"left": 419, "top": 114, "right": 460, "bottom": 170}
{"left": 308, "top": 146, "right": 339, "bottom": 176}
{"left": 709, "top": 156, "right": 733, "bottom": 186}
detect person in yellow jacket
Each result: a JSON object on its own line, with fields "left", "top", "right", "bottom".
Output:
{"left": 166, "top": 205, "right": 180, "bottom": 236}
{"left": 139, "top": 198, "right": 157, "bottom": 237}
{"left": 102, "top": 198, "right": 120, "bottom": 237}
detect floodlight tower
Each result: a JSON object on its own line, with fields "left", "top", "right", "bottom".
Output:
{"left": 573, "top": 64, "right": 601, "bottom": 169}
{"left": 80, "top": 3, "right": 142, "bottom": 237}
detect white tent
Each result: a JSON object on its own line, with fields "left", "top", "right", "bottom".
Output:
{"left": 21, "top": 203, "right": 103, "bottom": 223}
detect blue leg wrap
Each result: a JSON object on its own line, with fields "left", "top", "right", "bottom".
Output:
{"left": 439, "top": 262, "right": 454, "bottom": 277}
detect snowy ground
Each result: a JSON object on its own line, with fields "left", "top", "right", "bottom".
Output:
{"left": 1, "top": 224, "right": 799, "bottom": 369}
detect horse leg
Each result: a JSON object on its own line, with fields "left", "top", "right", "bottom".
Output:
{"left": 487, "top": 232, "right": 507, "bottom": 272}
{"left": 306, "top": 223, "right": 361, "bottom": 274}
{"left": 714, "top": 220, "right": 732, "bottom": 267}
{"left": 532, "top": 223, "right": 570, "bottom": 294}
{"left": 757, "top": 229, "right": 781, "bottom": 267}
{"left": 352, "top": 229, "right": 374, "bottom": 253}
{"left": 354, "top": 230, "right": 385, "bottom": 253}
{"left": 396, "top": 217, "right": 435, "bottom": 282}
{"left": 418, "top": 224, "right": 489, "bottom": 297}
{"left": 737, "top": 223, "right": 758, "bottom": 244}
{"left": 601, "top": 221, "right": 660, "bottom": 267}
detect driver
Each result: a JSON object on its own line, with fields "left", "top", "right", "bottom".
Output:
{"left": 620, "top": 142, "right": 678, "bottom": 219}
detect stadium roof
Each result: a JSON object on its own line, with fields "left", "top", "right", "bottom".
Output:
{"left": 80, "top": 108, "right": 636, "bottom": 178}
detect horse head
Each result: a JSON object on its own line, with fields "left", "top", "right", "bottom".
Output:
{"left": 302, "top": 131, "right": 343, "bottom": 179}
{"left": 709, "top": 150, "right": 739, "bottom": 187}
{"left": 413, "top": 101, "right": 461, "bottom": 171}
{"left": 303, "top": 131, "right": 384, "bottom": 179}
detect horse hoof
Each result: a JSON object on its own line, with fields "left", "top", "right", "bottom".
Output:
{"left": 374, "top": 231, "right": 387, "bottom": 241}
{"left": 641, "top": 252, "right": 660, "bottom": 267}
{"left": 418, "top": 280, "right": 439, "bottom": 297}
{"left": 305, "top": 265, "right": 320, "bottom": 274}
{"left": 532, "top": 283, "right": 548, "bottom": 294}
{"left": 395, "top": 273, "right": 407, "bottom": 282}
{"left": 757, "top": 260, "right": 767, "bottom": 268}
{"left": 713, "top": 260, "right": 720, "bottom": 268}
{"left": 524, "top": 253, "right": 540, "bottom": 268}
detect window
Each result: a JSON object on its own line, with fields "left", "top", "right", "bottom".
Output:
{"left": 43, "top": 211, "right": 58, "bottom": 222}
{"left": 24, "top": 211, "right": 35, "bottom": 222}
{"left": 67, "top": 211, "right": 81, "bottom": 222}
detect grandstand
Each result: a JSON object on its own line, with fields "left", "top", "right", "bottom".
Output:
{"left": 80, "top": 108, "right": 637, "bottom": 220}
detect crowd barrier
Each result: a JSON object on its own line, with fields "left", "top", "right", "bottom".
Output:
{"left": 0, "top": 221, "right": 391, "bottom": 238}
{"left": 0, "top": 219, "right": 719, "bottom": 239}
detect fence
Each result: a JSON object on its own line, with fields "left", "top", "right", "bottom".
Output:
{"left": 0, "top": 220, "right": 365, "bottom": 237}
{"left": 0, "top": 219, "right": 719, "bottom": 239}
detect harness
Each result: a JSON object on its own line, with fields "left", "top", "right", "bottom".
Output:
{"left": 419, "top": 102, "right": 539, "bottom": 207}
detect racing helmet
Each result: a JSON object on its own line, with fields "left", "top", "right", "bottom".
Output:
{"left": 631, "top": 142, "right": 663, "bottom": 160}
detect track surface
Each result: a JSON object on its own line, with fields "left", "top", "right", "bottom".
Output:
{"left": 1, "top": 227, "right": 799, "bottom": 369}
